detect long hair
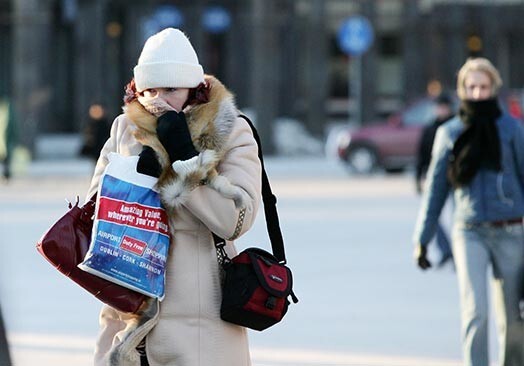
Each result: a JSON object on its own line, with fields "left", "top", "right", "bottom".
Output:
{"left": 456, "top": 58, "right": 502, "bottom": 100}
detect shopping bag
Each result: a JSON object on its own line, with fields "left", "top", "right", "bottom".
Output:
{"left": 78, "top": 153, "right": 170, "bottom": 299}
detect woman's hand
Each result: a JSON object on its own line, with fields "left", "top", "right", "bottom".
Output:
{"left": 414, "top": 244, "right": 432, "bottom": 270}
{"left": 156, "top": 111, "right": 199, "bottom": 163}
{"left": 136, "top": 146, "right": 162, "bottom": 177}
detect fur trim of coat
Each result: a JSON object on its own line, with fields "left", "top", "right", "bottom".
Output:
{"left": 124, "top": 75, "right": 250, "bottom": 210}
{"left": 88, "top": 75, "right": 261, "bottom": 366}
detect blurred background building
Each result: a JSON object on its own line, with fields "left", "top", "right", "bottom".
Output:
{"left": 1, "top": 0, "right": 524, "bottom": 157}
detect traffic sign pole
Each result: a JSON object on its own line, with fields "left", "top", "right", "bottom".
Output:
{"left": 352, "top": 57, "right": 362, "bottom": 126}
{"left": 337, "top": 16, "right": 373, "bottom": 126}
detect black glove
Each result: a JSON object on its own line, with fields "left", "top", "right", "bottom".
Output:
{"left": 136, "top": 146, "right": 162, "bottom": 178}
{"left": 156, "top": 111, "right": 198, "bottom": 163}
{"left": 414, "top": 244, "right": 432, "bottom": 270}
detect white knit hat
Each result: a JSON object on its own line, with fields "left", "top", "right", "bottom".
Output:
{"left": 133, "top": 28, "right": 204, "bottom": 92}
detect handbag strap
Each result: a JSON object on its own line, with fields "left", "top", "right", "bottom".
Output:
{"left": 213, "top": 115, "right": 287, "bottom": 264}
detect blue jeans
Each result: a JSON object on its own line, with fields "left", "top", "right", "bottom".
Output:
{"left": 436, "top": 221, "right": 452, "bottom": 259}
{"left": 452, "top": 223, "right": 524, "bottom": 366}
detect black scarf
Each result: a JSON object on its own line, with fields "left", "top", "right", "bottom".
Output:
{"left": 447, "top": 98, "right": 502, "bottom": 187}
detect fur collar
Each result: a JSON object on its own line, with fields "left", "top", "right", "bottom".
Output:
{"left": 122, "top": 75, "right": 246, "bottom": 209}
{"left": 123, "top": 75, "right": 237, "bottom": 165}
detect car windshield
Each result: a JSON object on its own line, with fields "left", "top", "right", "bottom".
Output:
{"left": 401, "top": 100, "right": 436, "bottom": 126}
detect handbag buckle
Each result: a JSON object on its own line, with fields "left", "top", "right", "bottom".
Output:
{"left": 265, "top": 296, "right": 277, "bottom": 310}
{"left": 65, "top": 196, "right": 80, "bottom": 209}
{"left": 215, "top": 240, "right": 232, "bottom": 268}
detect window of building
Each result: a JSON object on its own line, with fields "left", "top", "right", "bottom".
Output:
{"left": 0, "top": 2, "right": 11, "bottom": 97}
{"left": 329, "top": 35, "right": 349, "bottom": 98}
{"left": 376, "top": 34, "right": 402, "bottom": 96}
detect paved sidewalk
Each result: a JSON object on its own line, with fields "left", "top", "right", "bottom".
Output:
{"left": 20, "top": 155, "right": 351, "bottom": 179}
{"left": 8, "top": 332, "right": 463, "bottom": 366}
{"left": 3, "top": 157, "right": 471, "bottom": 366}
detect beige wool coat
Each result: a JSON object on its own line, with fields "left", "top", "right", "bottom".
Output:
{"left": 86, "top": 76, "right": 261, "bottom": 366}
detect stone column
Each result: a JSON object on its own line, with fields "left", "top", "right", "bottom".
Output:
{"left": 277, "top": 0, "right": 298, "bottom": 119}
{"left": 74, "top": 0, "right": 106, "bottom": 132}
{"left": 403, "top": 0, "right": 427, "bottom": 101}
{"left": 250, "top": 0, "right": 279, "bottom": 154}
{"left": 303, "top": 0, "right": 327, "bottom": 137}
{"left": 12, "top": 0, "right": 53, "bottom": 153}
{"left": 104, "top": 3, "right": 125, "bottom": 121}
{"left": 225, "top": 0, "right": 252, "bottom": 108}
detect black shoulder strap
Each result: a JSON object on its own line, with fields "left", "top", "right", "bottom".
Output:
{"left": 240, "top": 115, "right": 286, "bottom": 263}
{"left": 212, "top": 115, "right": 287, "bottom": 264}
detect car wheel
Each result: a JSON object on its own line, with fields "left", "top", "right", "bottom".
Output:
{"left": 346, "top": 146, "right": 378, "bottom": 174}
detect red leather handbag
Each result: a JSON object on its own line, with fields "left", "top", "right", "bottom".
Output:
{"left": 36, "top": 195, "right": 146, "bottom": 313}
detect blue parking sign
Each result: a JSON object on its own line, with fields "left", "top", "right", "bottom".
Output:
{"left": 337, "top": 16, "right": 374, "bottom": 56}
{"left": 154, "top": 5, "right": 184, "bottom": 29}
{"left": 202, "top": 6, "right": 231, "bottom": 34}
{"left": 142, "top": 5, "right": 185, "bottom": 40}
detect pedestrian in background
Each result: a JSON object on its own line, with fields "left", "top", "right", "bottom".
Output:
{"left": 0, "top": 305, "right": 11, "bottom": 365}
{"left": 413, "top": 57, "right": 524, "bottom": 366}
{"left": 0, "top": 97, "right": 17, "bottom": 181}
{"left": 86, "top": 28, "right": 261, "bottom": 365}
{"left": 0, "top": 96, "right": 14, "bottom": 362}
{"left": 80, "top": 103, "right": 110, "bottom": 163}
{"left": 414, "top": 92, "right": 455, "bottom": 268}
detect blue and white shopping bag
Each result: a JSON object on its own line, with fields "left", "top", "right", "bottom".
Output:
{"left": 79, "top": 153, "right": 170, "bottom": 299}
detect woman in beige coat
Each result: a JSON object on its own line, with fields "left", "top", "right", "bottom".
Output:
{"left": 86, "top": 28, "right": 261, "bottom": 366}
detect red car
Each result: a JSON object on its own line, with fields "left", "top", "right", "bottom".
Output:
{"left": 337, "top": 99, "right": 437, "bottom": 174}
